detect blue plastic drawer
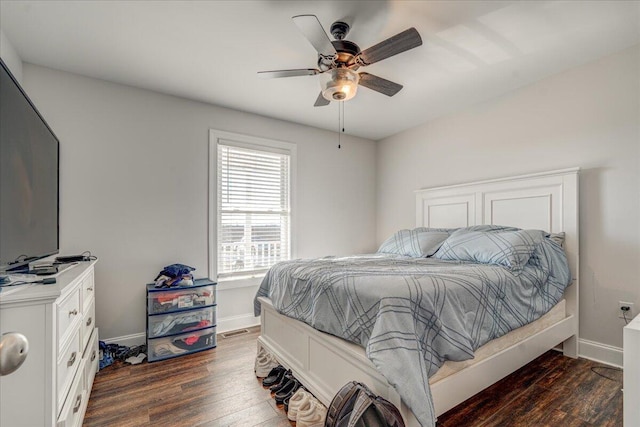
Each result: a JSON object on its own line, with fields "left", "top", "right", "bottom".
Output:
{"left": 148, "top": 326, "right": 217, "bottom": 362}
{"left": 148, "top": 306, "right": 216, "bottom": 339}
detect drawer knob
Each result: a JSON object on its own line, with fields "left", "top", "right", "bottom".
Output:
{"left": 0, "top": 332, "right": 29, "bottom": 376}
{"left": 91, "top": 350, "right": 96, "bottom": 362}
{"left": 72, "top": 394, "right": 82, "bottom": 413}
{"left": 86, "top": 317, "right": 93, "bottom": 327}
{"left": 87, "top": 286, "right": 93, "bottom": 291}
{"left": 69, "top": 309, "right": 78, "bottom": 316}
{"left": 67, "top": 351, "right": 77, "bottom": 367}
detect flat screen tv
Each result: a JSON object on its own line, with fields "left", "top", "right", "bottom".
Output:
{"left": 0, "top": 59, "right": 59, "bottom": 273}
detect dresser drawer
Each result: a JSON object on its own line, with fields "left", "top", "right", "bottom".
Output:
{"left": 148, "top": 305, "right": 216, "bottom": 338}
{"left": 83, "top": 328, "right": 99, "bottom": 393}
{"left": 81, "top": 299, "right": 95, "bottom": 352}
{"left": 57, "top": 363, "right": 85, "bottom": 427}
{"left": 57, "top": 287, "right": 81, "bottom": 347}
{"left": 81, "top": 270, "right": 95, "bottom": 311}
{"left": 57, "top": 328, "right": 82, "bottom": 413}
{"left": 147, "top": 285, "right": 215, "bottom": 315}
{"left": 148, "top": 326, "right": 216, "bottom": 362}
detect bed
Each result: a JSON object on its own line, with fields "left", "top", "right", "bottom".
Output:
{"left": 255, "top": 168, "right": 579, "bottom": 426}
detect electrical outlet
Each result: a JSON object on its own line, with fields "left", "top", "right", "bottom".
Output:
{"left": 619, "top": 301, "right": 635, "bottom": 320}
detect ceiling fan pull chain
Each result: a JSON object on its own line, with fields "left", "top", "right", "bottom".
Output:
{"left": 338, "top": 101, "right": 341, "bottom": 149}
{"left": 341, "top": 101, "right": 344, "bottom": 137}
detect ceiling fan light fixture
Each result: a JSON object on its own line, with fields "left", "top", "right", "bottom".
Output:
{"left": 319, "top": 68, "right": 359, "bottom": 102}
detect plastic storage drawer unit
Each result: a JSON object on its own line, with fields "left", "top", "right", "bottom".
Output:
{"left": 146, "top": 279, "right": 217, "bottom": 362}
{"left": 148, "top": 327, "right": 217, "bottom": 362}
{"left": 147, "top": 282, "right": 215, "bottom": 315}
{"left": 148, "top": 306, "right": 216, "bottom": 339}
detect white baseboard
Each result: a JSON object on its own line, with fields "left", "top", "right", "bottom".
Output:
{"left": 578, "top": 338, "right": 623, "bottom": 368}
{"left": 102, "top": 328, "right": 622, "bottom": 369}
{"left": 102, "top": 332, "right": 146, "bottom": 347}
{"left": 217, "top": 313, "right": 260, "bottom": 333}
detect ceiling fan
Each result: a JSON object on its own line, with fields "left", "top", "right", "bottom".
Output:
{"left": 258, "top": 15, "right": 423, "bottom": 106}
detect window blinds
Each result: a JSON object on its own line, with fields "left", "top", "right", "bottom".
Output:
{"left": 217, "top": 142, "right": 291, "bottom": 277}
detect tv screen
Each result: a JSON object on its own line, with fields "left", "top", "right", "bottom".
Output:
{"left": 0, "top": 59, "right": 59, "bottom": 272}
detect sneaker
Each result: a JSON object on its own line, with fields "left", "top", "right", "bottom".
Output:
{"left": 256, "top": 343, "right": 268, "bottom": 358}
{"left": 270, "top": 372, "right": 294, "bottom": 393}
{"left": 254, "top": 352, "right": 278, "bottom": 377}
{"left": 287, "top": 389, "right": 310, "bottom": 421}
{"left": 296, "top": 398, "right": 327, "bottom": 427}
{"left": 262, "top": 366, "right": 287, "bottom": 387}
{"left": 294, "top": 399, "right": 313, "bottom": 424}
{"left": 275, "top": 379, "right": 301, "bottom": 404}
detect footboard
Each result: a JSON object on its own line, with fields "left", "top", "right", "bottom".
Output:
{"left": 258, "top": 296, "right": 577, "bottom": 425}
{"left": 257, "top": 296, "right": 421, "bottom": 426}
{"left": 258, "top": 296, "right": 400, "bottom": 403}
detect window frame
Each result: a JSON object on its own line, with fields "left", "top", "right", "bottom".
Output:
{"left": 208, "top": 129, "right": 297, "bottom": 285}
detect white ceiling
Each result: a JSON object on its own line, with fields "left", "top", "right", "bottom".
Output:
{"left": 1, "top": 1, "right": 639, "bottom": 140}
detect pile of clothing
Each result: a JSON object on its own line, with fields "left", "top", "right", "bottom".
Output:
{"left": 151, "top": 310, "right": 213, "bottom": 337}
{"left": 99, "top": 341, "right": 147, "bottom": 369}
{"left": 154, "top": 263, "right": 195, "bottom": 288}
{"left": 149, "top": 289, "right": 214, "bottom": 313}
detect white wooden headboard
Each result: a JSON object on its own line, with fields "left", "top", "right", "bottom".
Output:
{"left": 415, "top": 168, "right": 580, "bottom": 354}
{"left": 415, "top": 168, "right": 578, "bottom": 270}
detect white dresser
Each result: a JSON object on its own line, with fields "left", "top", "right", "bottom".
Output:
{"left": 0, "top": 261, "right": 99, "bottom": 427}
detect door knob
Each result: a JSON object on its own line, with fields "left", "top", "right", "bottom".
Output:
{"left": 0, "top": 332, "right": 29, "bottom": 376}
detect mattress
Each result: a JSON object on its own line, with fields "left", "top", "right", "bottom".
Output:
{"left": 429, "top": 299, "right": 566, "bottom": 384}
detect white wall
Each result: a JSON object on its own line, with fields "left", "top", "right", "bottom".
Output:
{"left": 0, "top": 28, "right": 23, "bottom": 82}
{"left": 377, "top": 45, "right": 640, "bottom": 351}
{"left": 22, "top": 64, "right": 377, "bottom": 340}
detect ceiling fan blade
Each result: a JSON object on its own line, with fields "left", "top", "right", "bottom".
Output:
{"left": 314, "top": 92, "right": 330, "bottom": 107}
{"left": 355, "top": 28, "right": 422, "bottom": 66}
{"left": 292, "top": 15, "right": 337, "bottom": 58}
{"left": 257, "top": 68, "right": 320, "bottom": 79}
{"left": 358, "top": 72, "right": 403, "bottom": 97}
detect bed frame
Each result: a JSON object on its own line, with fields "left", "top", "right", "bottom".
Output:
{"left": 257, "top": 168, "right": 579, "bottom": 425}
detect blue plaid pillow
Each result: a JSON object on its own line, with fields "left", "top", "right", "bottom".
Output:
{"left": 378, "top": 229, "right": 449, "bottom": 257}
{"left": 433, "top": 229, "right": 545, "bottom": 273}
{"left": 413, "top": 227, "right": 458, "bottom": 234}
{"left": 460, "top": 225, "right": 520, "bottom": 233}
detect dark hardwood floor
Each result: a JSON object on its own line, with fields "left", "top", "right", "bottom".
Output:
{"left": 436, "top": 350, "right": 623, "bottom": 427}
{"left": 83, "top": 328, "right": 622, "bottom": 427}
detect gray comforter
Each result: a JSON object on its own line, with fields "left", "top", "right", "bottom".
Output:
{"left": 254, "top": 239, "right": 570, "bottom": 426}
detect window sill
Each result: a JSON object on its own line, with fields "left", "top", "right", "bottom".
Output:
{"left": 216, "top": 274, "right": 266, "bottom": 291}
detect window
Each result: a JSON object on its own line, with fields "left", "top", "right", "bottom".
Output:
{"left": 209, "top": 130, "right": 295, "bottom": 281}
